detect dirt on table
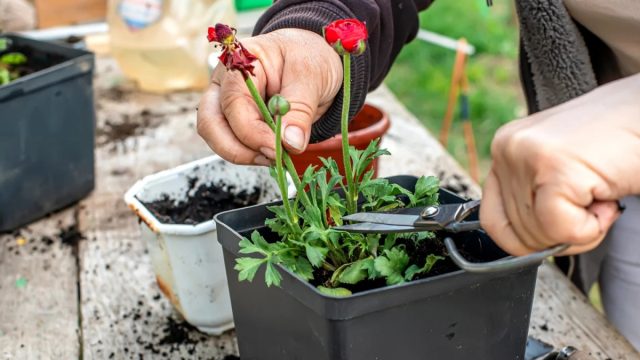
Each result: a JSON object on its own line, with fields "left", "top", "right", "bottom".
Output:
{"left": 141, "top": 179, "right": 261, "bottom": 225}
{"left": 96, "top": 110, "right": 165, "bottom": 146}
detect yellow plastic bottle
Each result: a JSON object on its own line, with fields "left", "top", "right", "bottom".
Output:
{"left": 107, "top": 0, "right": 235, "bottom": 93}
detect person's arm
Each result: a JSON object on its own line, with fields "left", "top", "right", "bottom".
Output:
{"left": 254, "top": 0, "right": 434, "bottom": 142}
{"left": 197, "top": 1, "right": 432, "bottom": 166}
{"left": 480, "top": 73, "right": 640, "bottom": 256}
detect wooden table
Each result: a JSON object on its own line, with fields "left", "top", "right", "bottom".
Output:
{"left": 0, "top": 55, "right": 638, "bottom": 360}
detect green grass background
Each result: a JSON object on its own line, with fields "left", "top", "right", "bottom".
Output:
{"left": 384, "top": 0, "right": 524, "bottom": 179}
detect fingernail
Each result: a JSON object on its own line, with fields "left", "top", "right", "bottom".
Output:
{"left": 260, "top": 147, "right": 276, "bottom": 160}
{"left": 284, "top": 125, "right": 305, "bottom": 151}
{"left": 254, "top": 155, "right": 272, "bottom": 166}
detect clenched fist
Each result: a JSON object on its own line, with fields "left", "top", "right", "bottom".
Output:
{"left": 481, "top": 74, "right": 640, "bottom": 256}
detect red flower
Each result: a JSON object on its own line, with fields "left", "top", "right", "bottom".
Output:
{"left": 323, "top": 19, "right": 368, "bottom": 56}
{"left": 207, "top": 23, "right": 236, "bottom": 46}
{"left": 207, "top": 23, "right": 258, "bottom": 79}
{"left": 218, "top": 44, "right": 258, "bottom": 79}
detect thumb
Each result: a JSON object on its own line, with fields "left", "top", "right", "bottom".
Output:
{"left": 587, "top": 200, "right": 622, "bottom": 234}
{"left": 277, "top": 82, "right": 320, "bottom": 154}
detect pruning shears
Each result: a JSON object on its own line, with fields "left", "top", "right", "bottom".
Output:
{"left": 334, "top": 200, "right": 569, "bottom": 273}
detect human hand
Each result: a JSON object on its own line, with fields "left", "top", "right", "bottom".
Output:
{"left": 480, "top": 74, "right": 640, "bottom": 256}
{"left": 197, "top": 28, "right": 343, "bottom": 165}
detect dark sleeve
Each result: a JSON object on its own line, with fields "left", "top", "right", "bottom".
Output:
{"left": 254, "top": 0, "right": 434, "bottom": 142}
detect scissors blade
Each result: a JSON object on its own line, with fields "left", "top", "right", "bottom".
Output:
{"left": 341, "top": 212, "right": 421, "bottom": 227}
{"left": 333, "top": 222, "right": 419, "bottom": 234}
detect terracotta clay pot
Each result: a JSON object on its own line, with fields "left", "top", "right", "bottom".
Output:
{"left": 290, "top": 104, "right": 391, "bottom": 178}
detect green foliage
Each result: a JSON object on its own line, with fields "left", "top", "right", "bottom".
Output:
{"left": 374, "top": 248, "right": 410, "bottom": 285}
{"left": 385, "top": 0, "right": 522, "bottom": 178}
{"left": 1, "top": 52, "right": 27, "bottom": 66}
{"left": 0, "top": 69, "right": 9, "bottom": 85}
{"left": 0, "top": 41, "right": 28, "bottom": 85}
{"left": 235, "top": 138, "right": 444, "bottom": 292}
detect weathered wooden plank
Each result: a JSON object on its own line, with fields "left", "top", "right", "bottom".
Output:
{"left": 78, "top": 56, "right": 238, "bottom": 359}
{"left": 0, "top": 208, "right": 80, "bottom": 359}
{"left": 530, "top": 262, "right": 639, "bottom": 359}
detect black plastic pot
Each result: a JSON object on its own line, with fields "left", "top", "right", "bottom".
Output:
{"left": 0, "top": 34, "right": 95, "bottom": 231}
{"left": 215, "top": 176, "right": 539, "bottom": 360}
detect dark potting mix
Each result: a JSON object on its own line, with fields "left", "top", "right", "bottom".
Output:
{"left": 140, "top": 178, "right": 261, "bottom": 225}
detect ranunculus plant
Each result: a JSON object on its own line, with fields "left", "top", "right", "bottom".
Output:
{"left": 207, "top": 21, "right": 444, "bottom": 295}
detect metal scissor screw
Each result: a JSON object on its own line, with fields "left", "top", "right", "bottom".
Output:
{"left": 421, "top": 206, "right": 439, "bottom": 218}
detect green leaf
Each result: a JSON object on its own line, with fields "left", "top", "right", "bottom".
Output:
{"left": 0, "top": 52, "right": 27, "bottom": 66}
{"left": 0, "top": 68, "right": 10, "bottom": 85}
{"left": 305, "top": 243, "right": 328, "bottom": 267}
{"left": 423, "top": 254, "right": 444, "bottom": 273}
{"left": 404, "top": 265, "right": 422, "bottom": 281}
{"left": 0, "top": 38, "right": 8, "bottom": 52}
{"left": 293, "top": 257, "right": 314, "bottom": 281}
{"left": 337, "top": 258, "right": 372, "bottom": 284}
{"left": 265, "top": 261, "right": 282, "bottom": 287}
{"left": 317, "top": 286, "right": 352, "bottom": 297}
{"left": 412, "top": 176, "right": 440, "bottom": 207}
{"left": 235, "top": 257, "right": 266, "bottom": 282}
{"left": 238, "top": 231, "right": 271, "bottom": 255}
{"left": 366, "top": 234, "right": 380, "bottom": 255}
{"left": 374, "top": 248, "right": 410, "bottom": 285}
{"left": 404, "top": 254, "right": 445, "bottom": 281}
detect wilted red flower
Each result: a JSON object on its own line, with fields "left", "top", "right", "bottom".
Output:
{"left": 219, "top": 44, "right": 258, "bottom": 79}
{"left": 207, "top": 23, "right": 258, "bottom": 79}
{"left": 207, "top": 23, "right": 235, "bottom": 46}
{"left": 323, "top": 19, "right": 368, "bottom": 56}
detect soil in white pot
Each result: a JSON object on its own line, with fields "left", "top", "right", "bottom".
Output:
{"left": 140, "top": 177, "right": 261, "bottom": 225}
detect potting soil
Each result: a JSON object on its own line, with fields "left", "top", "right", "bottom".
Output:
{"left": 142, "top": 180, "right": 261, "bottom": 225}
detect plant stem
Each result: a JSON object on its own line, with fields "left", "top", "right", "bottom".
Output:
{"left": 245, "top": 76, "right": 275, "bottom": 129}
{"left": 341, "top": 54, "right": 356, "bottom": 214}
{"left": 275, "top": 114, "right": 298, "bottom": 229}
{"left": 244, "top": 77, "right": 311, "bottom": 208}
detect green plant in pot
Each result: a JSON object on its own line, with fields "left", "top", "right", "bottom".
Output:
{"left": 211, "top": 21, "right": 539, "bottom": 359}
{"left": 0, "top": 38, "right": 28, "bottom": 85}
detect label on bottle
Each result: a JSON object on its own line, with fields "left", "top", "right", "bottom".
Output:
{"left": 118, "top": 0, "right": 163, "bottom": 30}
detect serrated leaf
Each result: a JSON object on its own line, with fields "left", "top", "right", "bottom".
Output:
{"left": 412, "top": 176, "right": 440, "bottom": 207}
{"left": 235, "top": 257, "right": 266, "bottom": 282}
{"left": 317, "top": 286, "right": 352, "bottom": 297}
{"left": 366, "top": 234, "right": 380, "bottom": 255}
{"left": 238, "top": 231, "right": 271, "bottom": 255}
{"left": 404, "top": 254, "right": 445, "bottom": 281}
{"left": 293, "top": 257, "right": 314, "bottom": 280}
{"left": 265, "top": 261, "right": 282, "bottom": 287}
{"left": 374, "top": 248, "right": 410, "bottom": 285}
{"left": 423, "top": 254, "right": 444, "bottom": 273}
{"left": 337, "top": 259, "right": 370, "bottom": 284}
{"left": 404, "top": 264, "right": 422, "bottom": 281}
{"left": 305, "top": 243, "right": 328, "bottom": 267}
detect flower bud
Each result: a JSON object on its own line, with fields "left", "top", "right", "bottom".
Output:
{"left": 268, "top": 95, "right": 291, "bottom": 116}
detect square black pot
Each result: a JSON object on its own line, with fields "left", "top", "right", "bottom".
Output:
{"left": 0, "top": 35, "right": 95, "bottom": 231}
{"left": 215, "top": 176, "right": 538, "bottom": 360}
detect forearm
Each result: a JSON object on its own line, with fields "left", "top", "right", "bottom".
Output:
{"left": 254, "top": 0, "right": 433, "bottom": 142}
